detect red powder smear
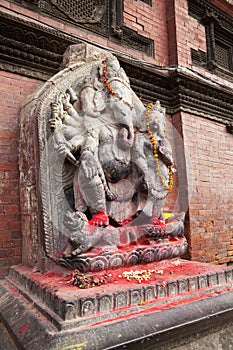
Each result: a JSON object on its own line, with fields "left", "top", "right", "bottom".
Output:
{"left": 14, "top": 260, "right": 233, "bottom": 299}
{"left": 8, "top": 285, "right": 18, "bottom": 294}
{"left": 18, "top": 323, "right": 29, "bottom": 333}
{"left": 89, "top": 212, "right": 109, "bottom": 226}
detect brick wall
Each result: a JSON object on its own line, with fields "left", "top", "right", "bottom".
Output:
{"left": 0, "top": 71, "right": 42, "bottom": 276}
{"left": 182, "top": 112, "right": 233, "bottom": 264}
{"left": 173, "top": 0, "right": 206, "bottom": 67}
{"left": 172, "top": 0, "right": 233, "bottom": 69}
{"left": 124, "top": 0, "right": 206, "bottom": 67}
{"left": 124, "top": 0, "right": 169, "bottom": 64}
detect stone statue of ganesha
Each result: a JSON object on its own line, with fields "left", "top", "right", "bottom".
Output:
{"left": 47, "top": 44, "right": 187, "bottom": 271}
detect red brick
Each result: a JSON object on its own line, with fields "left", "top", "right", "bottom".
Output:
{"left": 0, "top": 69, "right": 41, "bottom": 276}
{"left": 11, "top": 231, "right": 21, "bottom": 239}
{"left": 124, "top": 12, "right": 137, "bottom": 22}
{"left": 0, "top": 164, "right": 18, "bottom": 170}
{"left": 3, "top": 205, "right": 20, "bottom": 214}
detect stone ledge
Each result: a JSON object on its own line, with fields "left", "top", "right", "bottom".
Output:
{"left": 1, "top": 260, "right": 233, "bottom": 349}
{"left": 1, "top": 279, "right": 233, "bottom": 350}
{"left": 5, "top": 261, "right": 233, "bottom": 324}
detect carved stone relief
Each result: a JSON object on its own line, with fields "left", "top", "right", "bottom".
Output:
{"left": 20, "top": 43, "right": 187, "bottom": 271}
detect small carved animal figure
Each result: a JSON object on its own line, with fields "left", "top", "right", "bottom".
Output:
{"left": 63, "top": 211, "right": 120, "bottom": 256}
{"left": 165, "top": 212, "right": 185, "bottom": 239}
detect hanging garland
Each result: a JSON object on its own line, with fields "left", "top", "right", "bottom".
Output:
{"left": 146, "top": 102, "right": 173, "bottom": 190}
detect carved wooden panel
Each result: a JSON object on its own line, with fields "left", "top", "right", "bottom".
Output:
{"left": 188, "top": 0, "right": 233, "bottom": 79}
{"left": 0, "top": 11, "right": 79, "bottom": 78}
{"left": 215, "top": 41, "right": 231, "bottom": 70}
{"left": 5, "top": 0, "right": 154, "bottom": 56}
{"left": 50, "top": 0, "right": 102, "bottom": 21}
{"left": 39, "top": 0, "right": 108, "bottom": 36}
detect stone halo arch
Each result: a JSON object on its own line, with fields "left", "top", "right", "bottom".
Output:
{"left": 19, "top": 43, "right": 114, "bottom": 266}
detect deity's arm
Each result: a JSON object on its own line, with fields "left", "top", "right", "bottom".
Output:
{"left": 49, "top": 100, "right": 81, "bottom": 166}
{"left": 50, "top": 91, "right": 80, "bottom": 135}
{"left": 61, "top": 92, "right": 81, "bottom": 127}
{"left": 77, "top": 128, "right": 100, "bottom": 179}
{"left": 62, "top": 112, "right": 80, "bottom": 128}
{"left": 49, "top": 112, "right": 83, "bottom": 150}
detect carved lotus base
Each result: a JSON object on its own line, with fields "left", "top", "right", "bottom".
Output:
{"left": 60, "top": 237, "right": 188, "bottom": 272}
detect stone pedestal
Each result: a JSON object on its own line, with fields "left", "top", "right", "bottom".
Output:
{"left": 1, "top": 259, "right": 233, "bottom": 350}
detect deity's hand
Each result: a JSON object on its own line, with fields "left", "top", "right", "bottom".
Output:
{"left": 106, "top": 189, "right": 118, "bottom": 201}
{"left": 49, "top": 117, "right": 63, "bottom": 131}
{"left": 56, "top": 143, "right": 72, "bottom": 157}
{"left": 158, "top": 144, "right": 167, "bottom": 155}
{"left": 61, "top": 93, "right": 71, "bottom": 111}
{"left": 80, "top": 151, "right": 97, "bottom": 179}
